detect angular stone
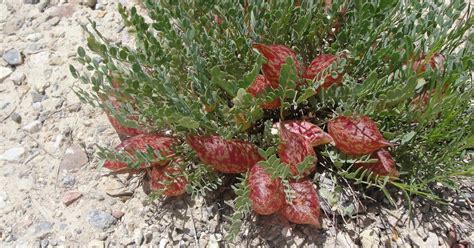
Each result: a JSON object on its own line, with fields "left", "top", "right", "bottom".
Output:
{"left": 144, "top": 232, "right": 153, "bottom": 244}
{"left": 133, "top": 229, "right": 144, "bottom": 246}
{"left": 87, "top": 210, "right": 116, "bottom": 230}
{"left": 111, "top": 210, "right": 124, "bottom": 219}
{"left": 32, "top": 102, "right": 43, "bottom": 111}
{"left": 40, "top": 239, "right": 49, "bottom": 248}
{"left": 48, "top": 17, "right": 61, "bottom": 27}
{"left": 60, "top": 145, "right": 89, "bottom": 170}
{"left": 158, "top": 238, "right": 169, "bottom": 248}
{"left": 62, "top": 191, "right": 82, "bottom": 206}
{"left": 2, "top": 49, "right": 23, "bottom": 66}
{"left": 31, "top": 91, "right": 48, "bottom": 103}
{"left": 208, "top": 234, "right": 222, "bottom": 248}
{"left": 62, "top": 175, "right": 75, "bottom": 188}
{"left": 0, "top": 147, "right": 26, "bottom": 162}
{"left": 22, "top": 120, "right": 42, "bottom": 133}
{"left": 27, "top": 51, "right": 50, "bottom": 92}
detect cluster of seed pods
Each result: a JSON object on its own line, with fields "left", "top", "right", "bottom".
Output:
{"left": 101, "top": 43, "right": 404, "bottom": 227}
{"left": 246, "top": 43, "right": 345, "bottom": 109}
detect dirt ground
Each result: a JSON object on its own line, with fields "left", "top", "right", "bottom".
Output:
{"left": 0, "top": 0, "right": 472, "bottom": 247}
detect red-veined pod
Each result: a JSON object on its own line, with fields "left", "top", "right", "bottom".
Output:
{"left": 279, "top": 180, "right": 321, "bottom": 228}
{"left": 248, "top": 165, "right": 285, "bottom": 215}
{"left": 328, "top": 115, "right": 394, "bottom": 156}
{"left": 103, "top": 134, "right": 175, "bottom": 171}
{"left": 187, "top": 135, "right": 262, "bottom": 174}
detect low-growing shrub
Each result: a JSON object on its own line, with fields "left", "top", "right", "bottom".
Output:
{"left": 71, "top": 0, "right": 473, "bottom": 240}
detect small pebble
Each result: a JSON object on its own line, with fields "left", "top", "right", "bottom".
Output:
{"left": 22, "top": 120, "right": 42, "bottom": 133}
{"left": 40, "top": 239, "right": 49, "bottom": 248}
{"left": 10, "top": 112, "right": 21, "bottom": 124}
{"left": 62, "top": 191, "right": 82, "bottom": 206}
{"left": 62, "top": 175, "right": 75, "bottom": 188}
{"left": 134, "top": 229, "right": 144, "bottom": 245}
{"left": 87, "top": 210, "right": 116, "bottom": 230}
{"left": 24, "top": 0, "right": 40, "bottom": 4}
{"left": 0, "top": 147, "right": 26, "bottom": 162}
{"left": 32, "top": 102, "right": 43, "bottom": 111}
{"left": 31, "top": 91, "right": 47, "bottom": 103}
{"left": 2, "top": 48, "right": 23, "bottom": 66}
{"left": 111, "top": 210, "right": 124, "bottom": 219}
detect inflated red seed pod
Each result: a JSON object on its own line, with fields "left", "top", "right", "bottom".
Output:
{"left": 279, "top": 180, "right": 321, "bottom": 228}
{"left": 148, "top": 165, "right": 187, "bottom": 197}
{"left": 410, "top": 85, "right": 449, "bottom": 112}
{"left": 303, "top": 54, "right": 344, "bottom": 91}
{"left": 246, "top": 75, "right": 281, "bottom": 109}
{"left": 275, "top": 120, "right": 334, "bottom": 147}
{"left": 103, "top": 134, "right": 175, "bottom": 171}
{"left": 412, "top": 53, "right": 445, "bottom": 74}
{"left": 187, "top": 135, "right": 262, "bottom": 174}
{"left": 102, "top": 74, "right": 148, "bottom": 140}
{"left": 106, "top": 112, "right": 146, "bottom": 140}
{"left": 328, "top": 115, "right": 394, "bottom": 156}
{"left": 355, "top": 149, "right": 399, "bottom": 179}
{"left": 248, "top": 165, "right": 285, "bottom": 215}
{"left": 101, "top": 92, "right": 147, "bottom": 140}
{"left": 252, "top": 43, "right": 302, "bottom": 84}
{"left": 278, "top": 125, "right": 317, "bottom": 177}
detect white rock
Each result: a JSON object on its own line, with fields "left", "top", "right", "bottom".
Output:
{"left": 0, "top": 147, "right": 26, "bottom": 162}
{"left": 32, "top": 102, "right": 43, "bottom": 111}
{"left": 133, "top": 229, "right": 144, "bottom": 246}
{"left": 0, "top": 66, "right": 13, "bottom": 83}
{"left": 26, "top": 33, "right": 43, "bottom": 42}
{"left": 52, "top": 134, "right": 65, "bottom": 151}
{"left": 360, "top": 229, "right": 380, "bottom": 248}
{"left": 158, "top": 238, "right": 169, "bottom": 248}
{"left": 22, "top": 120, "right": 42, "bottom": 133}
{"left": 208, "top": 234, "right": 222, "bottom": 248}
{"left": 9, "top": 70, "right": 26, "bottom": 85}
{"left": 27, "top": 51, "right": 50, "bottom": 92}
{"left": 281, "top": 227, "right": 292, "bottom": 237}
